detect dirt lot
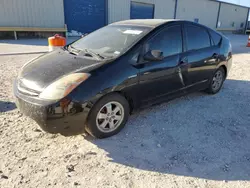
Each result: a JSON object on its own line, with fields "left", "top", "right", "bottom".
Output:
{"left": 0, "top": 35, "right": 250, "bottom": 188}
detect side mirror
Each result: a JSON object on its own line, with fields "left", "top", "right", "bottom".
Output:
{"left": 144, "top": 50, "right": 164, "bottom": 61}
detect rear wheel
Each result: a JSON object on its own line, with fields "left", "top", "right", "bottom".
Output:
{"left": 85, "top": 93, "right": 129, "bottom": 138}
{"left": 205, "top": 67, "right": 225, "bottom": 94}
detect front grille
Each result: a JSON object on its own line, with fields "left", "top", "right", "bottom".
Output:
{"left": 17, "top": 80, "right": 40, "bottom": 96}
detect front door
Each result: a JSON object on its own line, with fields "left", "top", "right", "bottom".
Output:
{"left": 138, "top": 25, "right": 185, "bottom": 106}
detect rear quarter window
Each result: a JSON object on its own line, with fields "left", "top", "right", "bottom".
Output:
{"left": 209, "top": 30, "right": 222, "bottom": 46}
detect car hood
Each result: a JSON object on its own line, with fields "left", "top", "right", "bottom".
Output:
{"left": 18, "top": 48, "right": 103, "bottom": 92}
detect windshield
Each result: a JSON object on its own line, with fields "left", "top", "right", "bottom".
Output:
{"left": 70, "top": 25, "right": 151, "bottom": 58}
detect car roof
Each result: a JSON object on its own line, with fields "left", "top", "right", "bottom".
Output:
{"left": 111, "top": 19, "right": 220, "bottom": 35}
{"left": 111, "top": 19, "right": 181, "bottom": 28}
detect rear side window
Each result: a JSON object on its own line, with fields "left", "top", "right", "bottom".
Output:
{"left": 209, "top": 30, "right": 222, "bottom": 46}
{"left": 185, "top": 25, "right": 211, "bottom": 51}
{"left": 146, "top": 25, "right": 182, "bottom": 57}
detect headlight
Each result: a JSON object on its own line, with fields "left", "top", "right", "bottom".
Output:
{"left": 39, "top": 73, "right": 90, "bottom": 100}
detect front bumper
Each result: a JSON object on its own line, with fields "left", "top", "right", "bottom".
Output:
{"left": 13, "top": 80, "right": 90, "bottom": 135}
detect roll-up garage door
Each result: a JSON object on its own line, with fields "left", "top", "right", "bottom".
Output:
{"left": 64, "top": 0, "right": 106, "bottom": 36}
{"left": 130, "top": 2, "right": 154, "bottom": 19}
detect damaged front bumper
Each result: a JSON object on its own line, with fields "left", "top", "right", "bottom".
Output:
{"left": 13, "top": 79, "right": 90, "bottom": 134}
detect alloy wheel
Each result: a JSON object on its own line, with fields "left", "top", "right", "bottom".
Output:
{"left": 96, "top": 101, "right": 124, "bottom": 133}
{"left": 212, "top": 70, "right": 223, "bottom": 91}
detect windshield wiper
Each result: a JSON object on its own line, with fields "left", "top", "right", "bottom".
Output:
{"left": 67, "top": 46, "right": 106, "bottom": 59}
{"left": 66, "top": 45, "right": 81, "bottom": 55}
{"left": 84, "top": 49, "right": 105, "bottom": 60}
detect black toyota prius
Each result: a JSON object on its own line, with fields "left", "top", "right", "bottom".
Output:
{"left": 14, "top": 19, "right": 232, "bottom": 138}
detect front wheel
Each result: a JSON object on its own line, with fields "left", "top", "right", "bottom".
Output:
{"left": 205, "top": 67, "right": 225, "bottom": 94}
{"left": 85, "top": 93, "right": 130, "bottom": 138}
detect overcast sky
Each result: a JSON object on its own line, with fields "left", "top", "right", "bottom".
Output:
{"left": 220, "top": 0, "right": 250, "bottom": 7}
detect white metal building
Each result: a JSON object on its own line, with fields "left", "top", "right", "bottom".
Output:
{"left": 0, "top": 0, "right": 249, "bottom": 38}
{"left": 176, "top": 0, "right": 219, "bottom": 29}
{"left": 0, "top": 0, "right": 64, "bottom": 28}
{"left": 108, "top": 0, "right": 249, "bottom": 32}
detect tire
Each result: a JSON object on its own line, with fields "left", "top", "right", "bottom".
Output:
{"left": 205, "top": 67, "right": 225, "bottom": 94}
{"left": 85, "top": 93, "right": 130, "bottom": 139}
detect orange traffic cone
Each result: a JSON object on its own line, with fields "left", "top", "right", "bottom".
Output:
{"left": 48, "top": 34, "right": 66, "bottom": 51}
{"left": 247, "top": 35, "right": 250, "bottom": 47}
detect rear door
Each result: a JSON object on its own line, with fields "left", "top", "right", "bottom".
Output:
{"left": 183, "top": 24, "right": 219, "bottom": 91}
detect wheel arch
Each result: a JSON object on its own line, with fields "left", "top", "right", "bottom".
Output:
{"left": 116, "top": 91, "right": 134, "bottom": 114}
{"left": 220, "top": 65, "right": 227, "bottom": 78}
{"left": 103, "top": 91, "right": 134, "bottom": 114}
{"left": 89, "top": 91, "right": 134, "bottom": 115}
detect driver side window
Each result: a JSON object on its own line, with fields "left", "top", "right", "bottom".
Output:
{"left": 146, "top": 25, "right": 182, "bottom": 57}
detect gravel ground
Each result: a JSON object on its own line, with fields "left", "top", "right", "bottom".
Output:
{"left": 0, "top": 35, "right": 250, "bottom": 188}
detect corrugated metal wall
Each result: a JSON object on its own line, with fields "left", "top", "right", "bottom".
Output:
{"left": 218, "top": 3, "right": 249, "bottom": 30}
{"left": 0, "top": 0, "right": 65, "bottom": 28}
{"left": 176, "top": 0, "right": 219, "bottom": 29}
{"left": 108, "top": 0, "right": 130, "bottom": 23}
{"left": 108, "top": 0, "right": 176, "bottom": 24}
{"left": 0, "top": 0, "right": 249, "bottom": 32}
{"left": 108, "top": 0, "right": 249, "bottom": 32}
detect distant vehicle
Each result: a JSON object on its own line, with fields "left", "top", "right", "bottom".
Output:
{"left": 14, "top": 19, "right": 232, "bottom": 138}
{"left": 247, "top": 21, "right": 250, "bottom": 34}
